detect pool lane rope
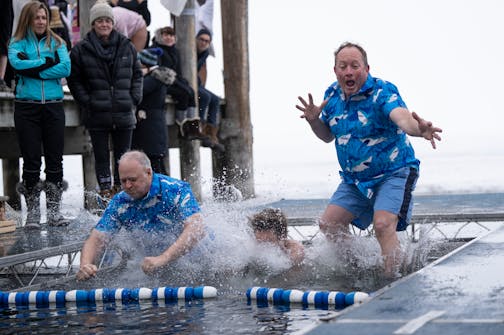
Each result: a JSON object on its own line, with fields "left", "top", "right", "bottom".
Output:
{"left": 0, "top": 286, "right": 217, "bottom": 308}
{"left": 246, "top": 287, "right": 370, "bottom": 308}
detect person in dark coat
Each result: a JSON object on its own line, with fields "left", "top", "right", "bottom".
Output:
{"left": 131, "top": 47, "right": 169, "bottom": 175}
{"left": 151, "top": 26, "right": 208, "bottom": 141}
{"left": 67, "top": 0, "right": 143, "bottom": 201}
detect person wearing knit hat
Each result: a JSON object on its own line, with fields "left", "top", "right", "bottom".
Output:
{"left": 137, "top": 47, "right": 160, "bottom": 67}
{"left": 196, "top": 28, "right": 212, "bottom": 39}
{"left": 68, "top": 0, "right": 142, "bottom": 204}
{"left": 90, "top": 0, "right": 114, "bottom": 25}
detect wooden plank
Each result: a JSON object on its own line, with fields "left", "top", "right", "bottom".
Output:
{"left": 0, "top": 223, "right": 16, "bottom": 234}
{"left": 0, "top": 221, "right": 16, "bottom": 228}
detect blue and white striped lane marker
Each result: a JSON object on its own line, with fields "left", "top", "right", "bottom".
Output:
{"left": 1, "top": 286, "right": 217, "bottom": 309}
{"left": 248, "top": 287, "right": 285, "bottom": 304}
{"left": 328, "top": 291, "right": 347, "bottom": 308}
{"left": 152, "top": 286, "right": 193, "bottom": 301}
{"left": 344, "top": 291, "right": 370, "bottom": 306}
{"left": 266, "top": 288, "right": 284, "bottom": 304}
{"left": 302, "top": 290, "right": 329, "bottom": 308}
{"left": 193, "top": 286, "right": 217, "bottom": 299}
{"left": 281, "top": 289, "right": 304, "bottom": 304}
{"left": 246, "top": 287, "right": 366, "bottom": 308}
{"left": 301, "top": 290, "right": 347, "bottom": 308}
{"left": 0, "top": 291, "right": 66, "bottom": 308}
{"left": 247, "top": 287, "right": 304, "bottom": 305}
{"left": 152, "top": 286, "right": 218, "bottom": 302}
{"left": 246, "top": 287, "right": 283, "bottom": 304}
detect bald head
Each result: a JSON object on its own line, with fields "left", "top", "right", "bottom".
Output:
{"left": 119, "top": 150, "right": 152, "bottom": 170}
{"left": 118, "top": 151, "right": 153, "bottom": 199}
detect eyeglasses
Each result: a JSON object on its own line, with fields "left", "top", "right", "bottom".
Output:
{"left": 198, "top": 37, "right": 211, "bottom": 43}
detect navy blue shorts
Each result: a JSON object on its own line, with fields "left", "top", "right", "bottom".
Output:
{"left": 329, "top": 167, "right": 418, "bottom": 231}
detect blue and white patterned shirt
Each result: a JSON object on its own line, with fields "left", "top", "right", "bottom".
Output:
{"left": 321, "top": 74, "right": 420, "bottom": 198}
{"left": 95, "top": 173, "right": 201, "bottom": 237}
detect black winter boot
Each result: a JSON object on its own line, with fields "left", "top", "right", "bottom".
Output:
{"left": 16, "top": 181, "right": 43, "bottom": 229}
{"left": 45, "top": 181, "right": 70, "bottom": 226}
{"left": 182, "top": 119, "right": 212, "bottom": 141}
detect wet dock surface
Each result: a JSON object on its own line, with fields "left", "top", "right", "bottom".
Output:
{"left": 303, "top": 223, "right": 504, "bottom": 335}
{"left": 0, "top": 212, "right": 95, "bottom": 259}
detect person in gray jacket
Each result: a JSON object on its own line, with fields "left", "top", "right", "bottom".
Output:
{"left": 67, "top": 1, "right": 143, "bottom": 203}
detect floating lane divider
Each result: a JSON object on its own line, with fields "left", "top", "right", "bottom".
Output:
{"left": 0, "top": 286, "right": 217, "bottom": 308}
{"left": 246, "top": 287, "right": 370, "bottom": 308}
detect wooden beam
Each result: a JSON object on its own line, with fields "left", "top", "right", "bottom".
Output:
{"left": 217, "top": 0, "right": 254, "bottom": 199}
{"left": 175, "top": 0, "right": 202, "bottom": 200}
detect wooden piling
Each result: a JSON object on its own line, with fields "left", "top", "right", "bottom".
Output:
{"left": 217, "top": 0, "right": 255, "bottom": 199}
{"left": 175, "top": 0, "right": 203, "bottom": 200}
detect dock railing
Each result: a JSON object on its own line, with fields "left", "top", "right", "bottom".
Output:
{"left": 286, "top": 213, "right": 504, "bottom": 244}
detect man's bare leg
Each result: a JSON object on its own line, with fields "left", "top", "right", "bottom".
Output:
{"left": 373, "top": 210, "right": 402, "bottom": 276}
{"left": 319, "top": 204, "right": 353, "bottom": 241}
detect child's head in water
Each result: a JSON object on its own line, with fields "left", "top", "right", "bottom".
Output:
{"left": 249, "top": 208, "right": 288, "bottom": 243}
{"left": 249, "top": 208, "right": 304, "bottom": 265}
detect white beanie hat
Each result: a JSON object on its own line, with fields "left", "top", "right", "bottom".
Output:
{"left": 90, "top": 1, "right": 114, "bottom": 25}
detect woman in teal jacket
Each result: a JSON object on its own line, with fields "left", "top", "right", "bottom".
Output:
{"left": 8, "top": 1, "right": 71, "bottom": 229}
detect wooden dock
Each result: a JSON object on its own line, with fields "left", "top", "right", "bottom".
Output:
{"left": 300, "top": 221, "right": 504, "bottom": 335}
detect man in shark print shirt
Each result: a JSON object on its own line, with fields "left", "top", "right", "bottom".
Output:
{"left": 296, "top": 42, "right": 442, "bottom": 276}
{"left": 77, "top": 150, "right": 205, "bottom": 280}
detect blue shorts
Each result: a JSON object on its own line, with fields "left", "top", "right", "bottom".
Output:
{"left": 329, "top": 167, "right": 418, "bottom": 231}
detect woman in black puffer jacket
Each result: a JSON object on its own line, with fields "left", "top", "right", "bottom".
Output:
{"left": 67, "top": 1, "right": 142, "bottom": 200}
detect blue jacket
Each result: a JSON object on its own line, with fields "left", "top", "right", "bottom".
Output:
{"left": 8, "top": 31, "right": 70, "bottom": 101}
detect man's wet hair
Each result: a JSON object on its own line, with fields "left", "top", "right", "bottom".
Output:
{"left": 249, "top": 208, "right": 288, "bottom": 239}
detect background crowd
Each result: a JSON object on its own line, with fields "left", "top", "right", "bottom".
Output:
{"left": 2, "top": 0, "right": 223, "bottom": 228}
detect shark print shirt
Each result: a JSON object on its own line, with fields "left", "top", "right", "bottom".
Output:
{"left": 96, "top": 174, "right": 201, "bottom": 236}
{"left": 321, "top": 74, "right": 419, "bottom": 198}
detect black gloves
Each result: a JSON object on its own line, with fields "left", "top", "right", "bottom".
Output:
{"left": 16, "top": 52, "right": 60, "bottom": 79}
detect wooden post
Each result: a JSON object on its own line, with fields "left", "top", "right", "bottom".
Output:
{"left": 79, "top": 0, "right": 94, "bottom": 38}
{"left": 216, "top": 0, "right": 254, "bottom": 199}
{"left": 175, "top": 0, "right": 202, "bottom": 200}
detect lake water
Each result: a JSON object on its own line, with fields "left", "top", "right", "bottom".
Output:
{"left": 0, "top": 153, "right": 503, "bottom": 334}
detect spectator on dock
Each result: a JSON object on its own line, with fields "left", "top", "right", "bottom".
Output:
{"left": 8, "top": 1, "right": 71, "bottom": 228}
{"left": 111, "top": 5, "right": 147, "bottom": 52}
{"left": 151, "top": 26, "right": 209, "bottom": 142}
{"left": 48, "top": 4, "right": 71, "bottom": 51}
{"left": 296, "top": 41, "right": 442, "bottom": 276}
{"left": 196, "top": 28, "right": 224, "bottom": 152}
{"left": 77, "top": 150, "right": 206, "bottom": 280}
{"left": 67, "top": 0, "right": 143, "bottom": 203}
{"left": 110, "top": 0, "right": 151, "bottom": 49}
{"left": 131, "top": 47, "right": 171, "bottom": 175}
{"left": 249, "top": 208, "right": 304, "bottom": 266}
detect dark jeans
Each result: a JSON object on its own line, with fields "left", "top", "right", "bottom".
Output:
{"left": 198, "top": 86, "right": 220, "bottom": 126}
{"left": 149, "top": 154, "right": 168, "bottom": 175}
{"left": 14, "top": 101, "right": 65, "bottom": 188}
{"left": 88, "top": 128, "right": 132, "bottom": 190}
